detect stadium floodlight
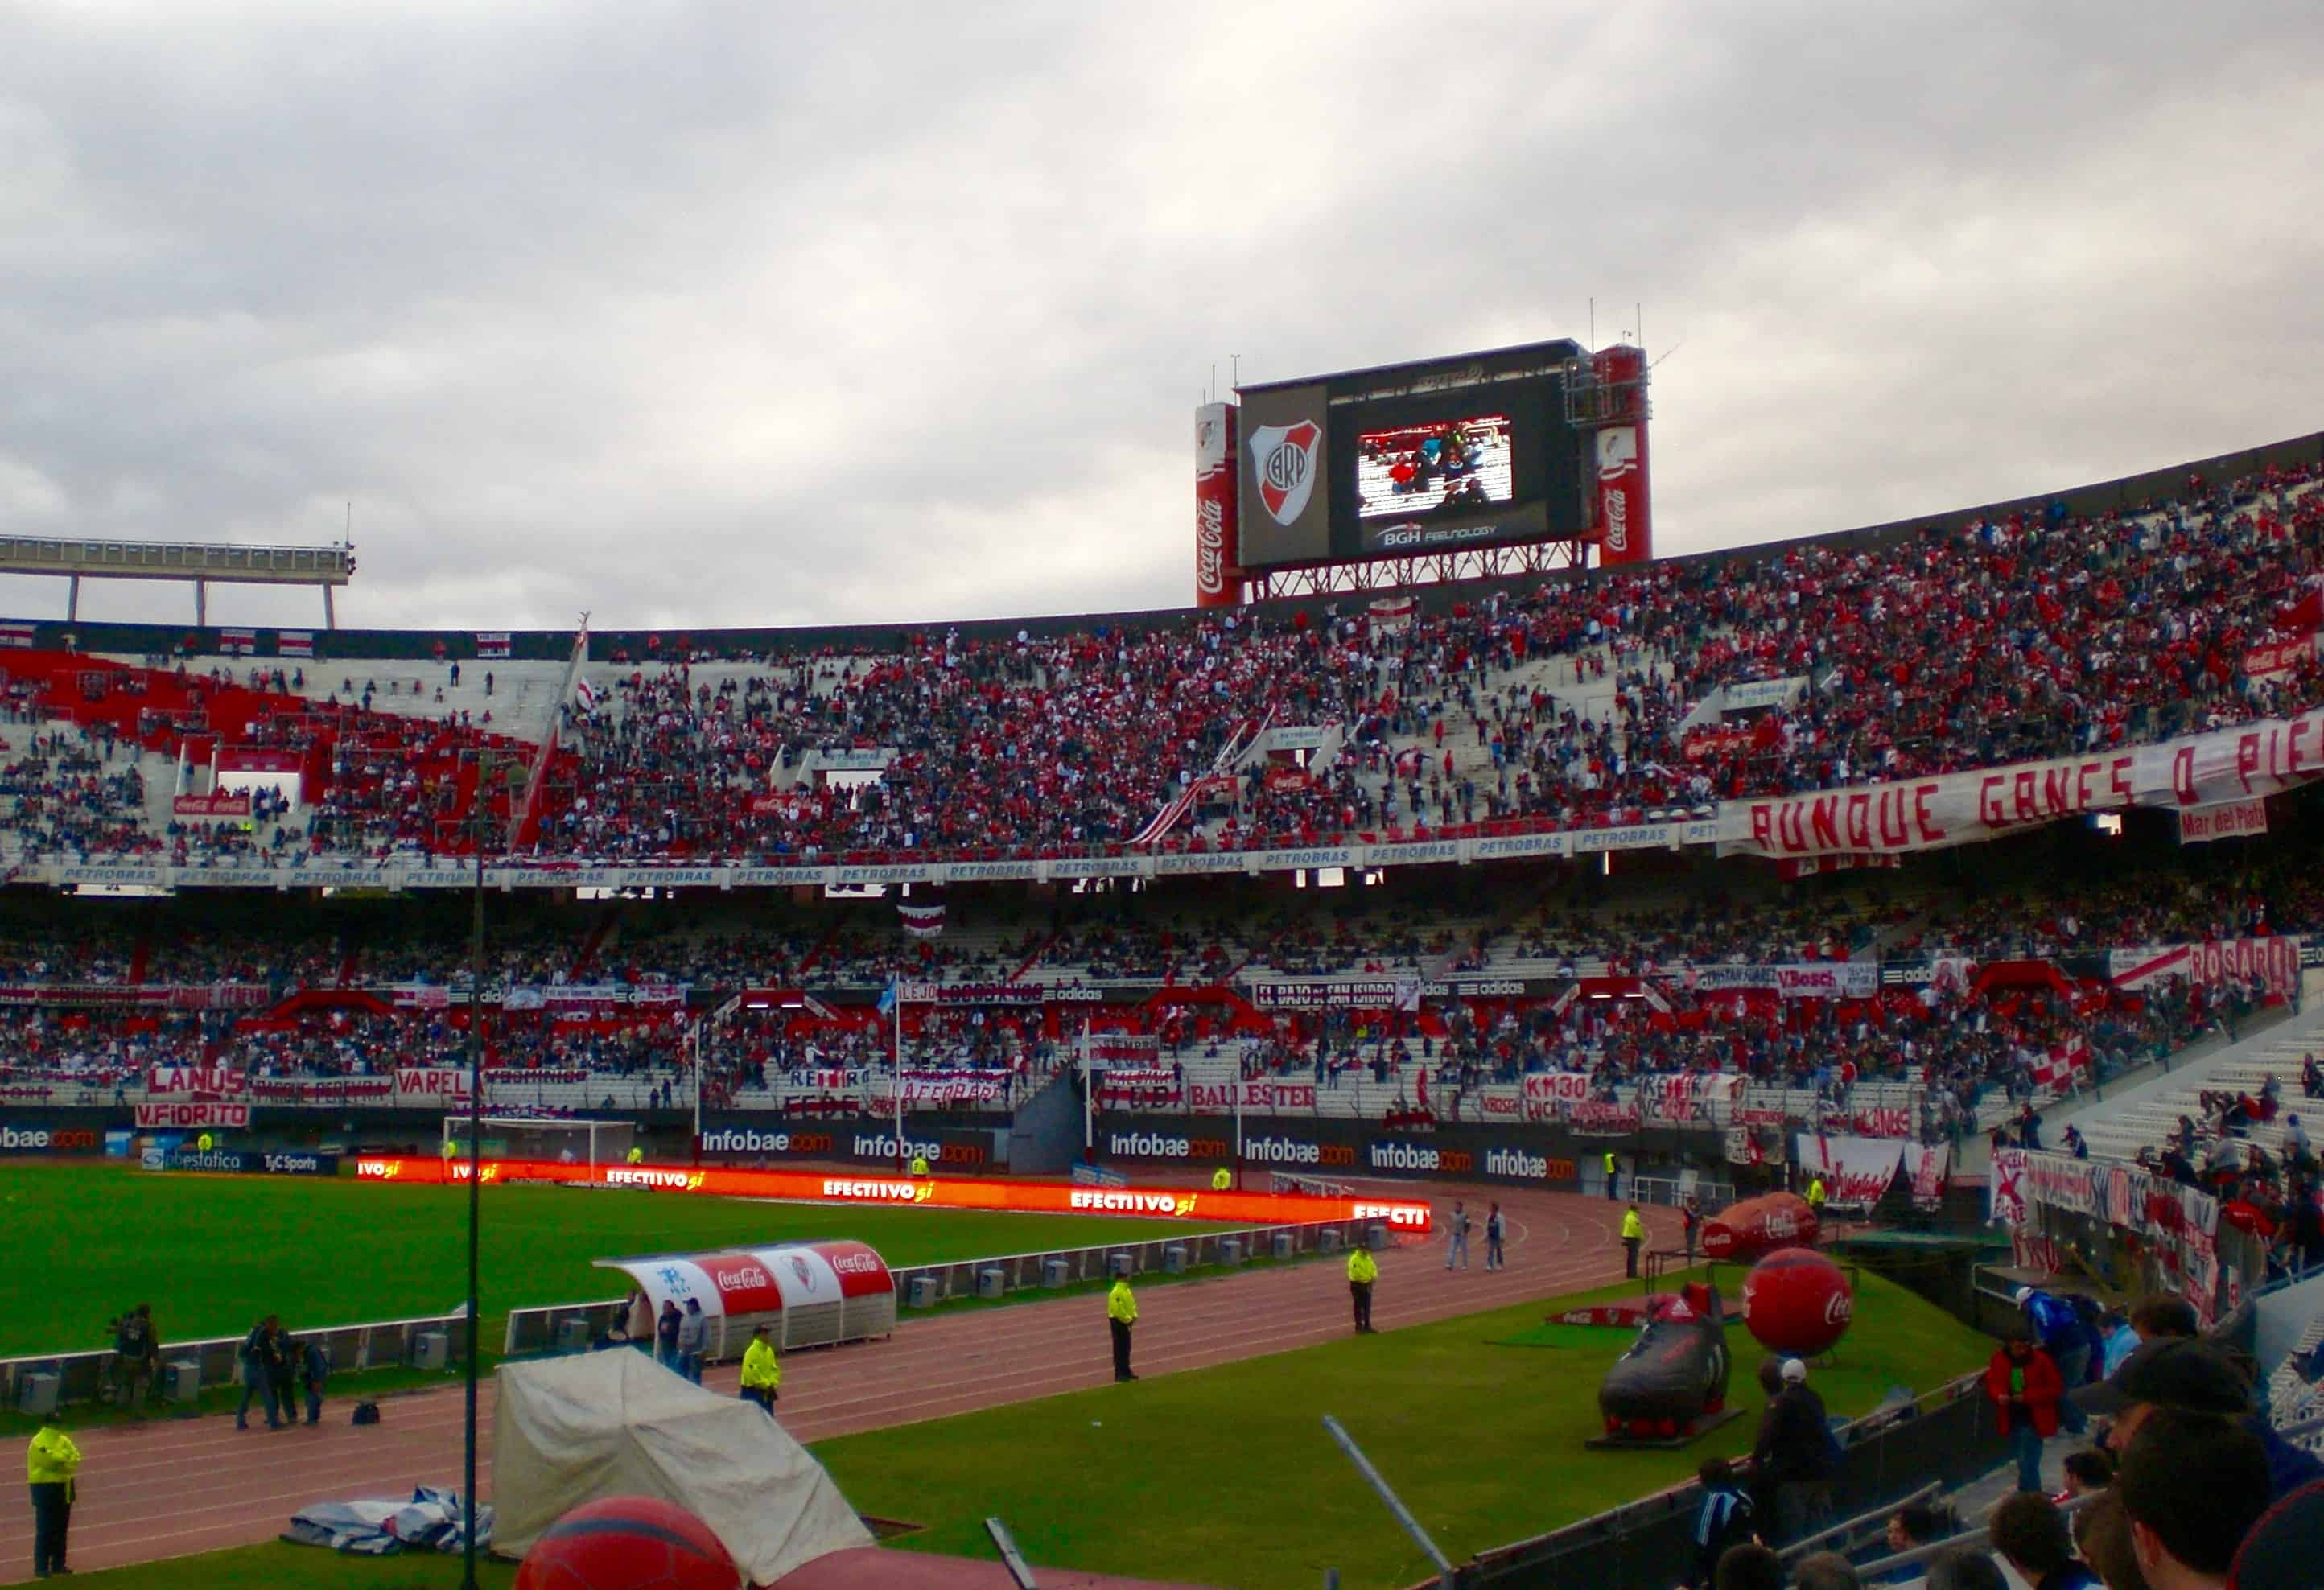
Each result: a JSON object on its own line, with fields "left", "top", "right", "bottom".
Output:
{"left": 441, "top": 1116, "right": 635, "bottom": 1168}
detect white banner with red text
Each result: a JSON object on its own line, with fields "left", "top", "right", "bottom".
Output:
{"left": 2108, "top": 935, "right": 2301, "bottom": 998}
{"left": 1719, "top": 705, "right": 2324, "bottom": 861}
{"left": 134, "top": 1101, "right": 250, "bottom": 1129}
{"left": 146, "top": 1065, "right": 248, "bottom": 1099}
{"left": 1793, "top": 1135, "right": 1906, "bottom": 1211}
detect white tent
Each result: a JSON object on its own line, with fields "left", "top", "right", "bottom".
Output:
{"left": 493, "top": 1350, "right": 873, "bottom": 1584}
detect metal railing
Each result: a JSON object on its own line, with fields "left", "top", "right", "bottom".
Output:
{"left": 2, "top": 1308, "right": 474, "bottom": 1411}
{"left": 500, "top": 1220, "right": 1366, "bottom": 1358}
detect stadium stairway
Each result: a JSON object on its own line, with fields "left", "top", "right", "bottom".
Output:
{"left": 1989, "top": 998, "right": 2324, "bottom": 1171}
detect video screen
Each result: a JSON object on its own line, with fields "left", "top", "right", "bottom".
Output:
{"left": 1355, "top": 414, "right": 1514, "bottom": 521}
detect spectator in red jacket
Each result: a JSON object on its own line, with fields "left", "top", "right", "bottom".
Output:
{"left": 1987, "top": 1333, "right": 2066, "bottom": 1494}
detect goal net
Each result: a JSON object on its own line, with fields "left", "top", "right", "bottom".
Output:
{"left": 440, "top": 1115, "right": 635, "bottom": 1168}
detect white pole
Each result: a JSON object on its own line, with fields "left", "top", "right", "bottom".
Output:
{"left": 691, "top": 1015, "right": 702, "bottom": 1154}
{"left": 1081, "top": 1019, "right": 1093, "bottom": 1155}
{"left": 892, "top": 986, "right": 904, "bottom": 1169}
{"left": 1234, "top": 1048, "right": 1245, "bottom": 1190}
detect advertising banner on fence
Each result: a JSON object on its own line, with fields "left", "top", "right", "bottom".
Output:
{"left": 892, "top": 1073, "right": 1007, "bottom": 1106}
{"left": 1720, "top": 703, "right": 2324, "bottom": 862}
{"left": 163, "top": 1149, "right": 339, "bottom": 1176}
{"left": 1794, "top": 1134, "right": 1906, "bottom": 1211}
{"left": 133, "top": 1102, "right": 250, "bottom": 1129}
{"left": 1688, "top": 963, "right": 1880, "bottom": 999}
{"left": 2108, "top": 935, "right": 2302, "bottom": 998}
{"left": 348, "top": 1154, "right": 1432, "bottom": 1231}
{"left": 249, "top": 1077, "right": 395, "bottom": 1103}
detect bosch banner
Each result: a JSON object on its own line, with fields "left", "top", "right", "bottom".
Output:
{"left": 348, "top": 1154, "right": 1431, "bottom": 1232}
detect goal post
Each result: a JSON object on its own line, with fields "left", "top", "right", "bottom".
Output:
{"left": 440, "top": 1115, "right": 635, "bottom": 1168}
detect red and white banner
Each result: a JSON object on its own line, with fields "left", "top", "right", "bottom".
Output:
{"left": 172, "top": 791, "right": 253, "bottom": 818}
{"left": 895, "top": 1073, "right": 1007, "bottom": 1105}
{"left": 249, "top": 1077, "right": 394, "bottom": 1102}
{"left": 1187, "top": 1081, "right": 1317, "bottom": 1112}
{"left": 1568, "top": 1100, "right": 1642, "bottom": 1135}
{"left": 1520, "top": 1072, "right": 1594, "bottom": 1105}
{"left": 2033, "top": 1038, "right": 2089, "bottom": 1093}
{"left": 2178, "top": 797, "right": 2268, "bottom": 844}
{"left": 1590, "top": 344, "right": 1651, "bottom": 566}
{"left": 1909, "top": 1143, "right": 1951, "bottom": 1210}
{"left": 390, "top": 984, "right": 453, "bottom": 1011}
{"left": 134, "top": 1101, "right": 250, "bottom": 1129}
{"left": 0, "top": 620, "right": 35, "bottom": 649}
{"left": 2244, "top": 636, "right": 2315, "bottom": 680}
{"left": 2108, "top": 936, "right": 2301, "bottom": 998}
{"left": 219, "top": 627, "right": 257, "bottom": 655}
{"left": 394, "top": 1066, "right": 473, "bottom": 1106}
{"left": 476, "top": 632, "right": 513, "bottom": 658}
{"left": 1689, "top": 963, "right": 1879, "bottom": 999}
{"left": 146, "top": 1065, "right": 247, "bottom": 1099}
{"left": 1794, "top": 1134, "right": 1906, "bottom": 1211}
{"left": 1637, "top": 1073, "right": 1742, "bottom": 1123}
{"left": 1086, "top": 1033, "right": 1161, "bottom": 1065}
{"left": 1193, "top": 401, "right": 1242, "bottom": 608}
{"left": 278, "top": 630, "right": 315, "bottom": 658}
{"left": 1721, "top": 705, "right": 2324, "bottom": 860}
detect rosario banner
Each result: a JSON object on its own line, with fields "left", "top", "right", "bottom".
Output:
{"left": 1720, "top": 705, "right": 2324, "bottom": 860}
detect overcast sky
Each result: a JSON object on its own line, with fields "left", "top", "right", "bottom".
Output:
{"left": 2, "top": 2, "right": 2318, "bottom": 634}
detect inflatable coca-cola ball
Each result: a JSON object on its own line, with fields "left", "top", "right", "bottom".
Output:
{"left": 1741, "top": 1247, "right": 1854, "bottom": 1357}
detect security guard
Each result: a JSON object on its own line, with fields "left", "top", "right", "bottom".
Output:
{"left": 625, "top": 1144, "right": 645, "bottom": 1166}
{"left": 1604, "top": 1150, "right": 1620, "bottom": 1200}
{"left": 1347, "top": 1244, "right": 1378, "bottom": 1334}
{"left": 27, "top": 1407, "right": 81, "bottom": 1578}
{"left": 1106, "top": 1276, "right": 1139, "bottom": 1382}
{"left": 739, "top": 1324, "right": 781, "bottom": 1413}
{"left": 1805, "top": 1175, "right": 1827, "bottom": 1215}
{"left": 910, "top": 1154, "right": 930, "bottom": 1177}
{"left": 1621, "top": 1201, "right": 1646, "bottom": 1279}
{"left": 1210, "top": 1166, "right": 1231, "bottom": 1192}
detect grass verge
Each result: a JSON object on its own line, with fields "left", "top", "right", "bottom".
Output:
{"left": 812, "top": 1266, "right": 1991, "bottom": 1590}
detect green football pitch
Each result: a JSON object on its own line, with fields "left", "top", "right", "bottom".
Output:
{"left": 0, "top": 1162, "right": 1237, "bottom": 1359}
{"left": 54, "top": 1267, "right": 1992, "bottom": 1590}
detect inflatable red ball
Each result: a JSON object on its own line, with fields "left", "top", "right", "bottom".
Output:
{"left": 516, "top": 1496, "right": 744, "bottom": 1590}
{"left": 1741, "top": 1247, "right": 1854, "bottom": 1357}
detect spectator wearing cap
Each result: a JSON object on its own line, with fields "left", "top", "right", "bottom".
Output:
{"left": 1992, "top": 1492, "right": 2100, "bottom": 1590}
{"left": 2228, "top": 1477, "right": 2324, "bottom": 1590}
{"left": 1750, "top": 1357, "right": 1836, "bottom": 1543}
{"left": 2075, "top": 1337, "right": 2324, "bottom": 1502}
{"left": 1987, "top": 1333, "right": 2066, "bottom": 1493}
{"left": 2116, "top": 1408, "right": 2272, "bottom": 1588}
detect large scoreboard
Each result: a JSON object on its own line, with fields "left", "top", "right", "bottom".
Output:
{"left": 1193, "top": 340, "right": 1650, "bottom": 606}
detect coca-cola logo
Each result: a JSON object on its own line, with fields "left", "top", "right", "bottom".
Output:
{"left": 1824, "top": 1291, "right": 1854, "bottom": 1325}
{"left": 715, "top": 1266, "right": 770, "bottom": 1292}
{"left": 1603, "top": 484, "right": 1629, "bottom": 554}
{"left": 1197, "top": 500, "right": 1227, "bottom": 596}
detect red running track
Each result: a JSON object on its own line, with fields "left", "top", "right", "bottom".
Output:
{"left": 0, "top": 1184, "right": 1654, "bottom": 1586}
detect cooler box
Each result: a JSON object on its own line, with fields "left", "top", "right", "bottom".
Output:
{"left": 411, "top": 1329, "right": 451, "bottom": 1371}
{"left": 906, "top": 1275, "right": 940, "bottom": 1308}
{"left": 165, "top": 1361, "right": 200, "bottom": 1402}
{"left": 1367, "top": 1223, "right": 1391, "bottom": 1251}
{"left": 1041, "top": 1257, "right": 1071, "bottom": 1288}
{"left": 975, "top": 1268, "right": 1006, "bottom": 1300}
{"left": 555, "top": 1316, "right": 593, "bottom": 1355}
{"left": 1107, "top": 1251, "right": 1135, "bottom": 1279}
{"left": 1163, "top": 1244, "right": 1189, "bottom": 1275}
{"left": 1319, "top": 1228, "right": 1344, "bottom": 1254}
{"left": 1272, "top": 1232, "right": 1295, "bottom": 1260}
{"left": 1220, "top": 1238, "right": 1244, "bottom": 1265}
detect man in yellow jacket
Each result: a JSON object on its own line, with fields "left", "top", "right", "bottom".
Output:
{"left": 27, "top": 1407, "right": 81, "bottom": 1578}
{"left": 1805, "top": 1176, "right": 1827, "bottom": 1215}
{"left": 1348, "top": 1245, "right": 1378, "bottom": 1334}
{"left": 1210, "top": 1166, "right": 1231, "bottom": 1192}
{"left": 1106, "top": 1277, "right": 1139, "bottom": 1382}
{"left": 1621, "top": 1201, "right": 1646, "bottom": 1279}
{"left": 739, "top": 1324, "right": 781, "bottom": 1414}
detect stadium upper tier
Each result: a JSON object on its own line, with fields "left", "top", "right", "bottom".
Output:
{"left": 0, "top": 443, "right": 2317, "bottom": 873}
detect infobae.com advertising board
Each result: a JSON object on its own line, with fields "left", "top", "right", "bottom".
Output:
{"left": 348, "top": 1155, "right": 1432, "bottom": 1232}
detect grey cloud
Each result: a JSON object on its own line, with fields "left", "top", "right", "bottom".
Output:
{"left": 0, "top": 2, "right": 2318, "bottom": 632}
